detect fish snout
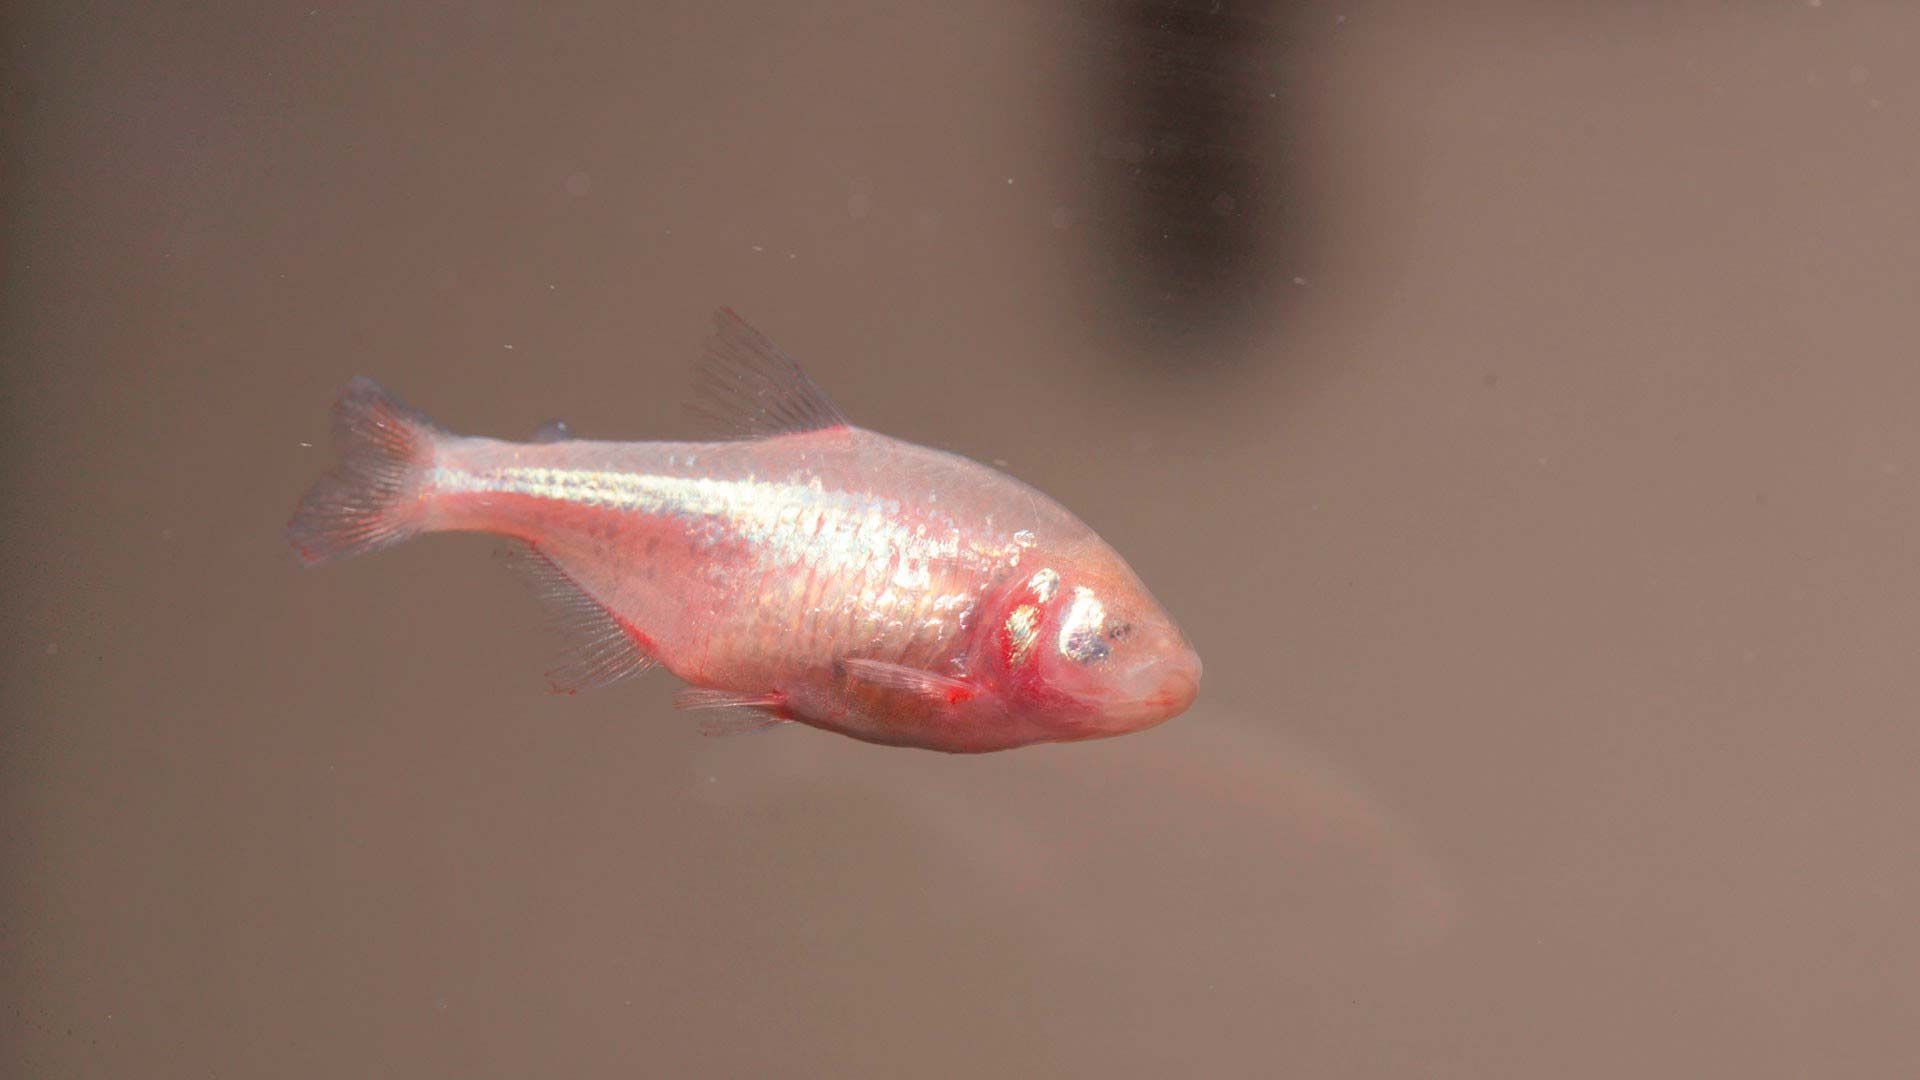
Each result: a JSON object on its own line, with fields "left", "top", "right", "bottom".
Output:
{"left": 1148, "top": 647, "right": 1202, "bottom": 716}
{"left": 1105, "top": 642, "right": 1201, "bottom": 731}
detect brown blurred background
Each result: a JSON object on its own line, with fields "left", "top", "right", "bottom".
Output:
{"left": 6, "top": 1, "right": 1920, "bottom": 1075}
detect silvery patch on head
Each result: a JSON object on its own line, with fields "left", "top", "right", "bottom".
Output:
{"left": 1058, "top": 586, "right": 1109, "bottom": 665}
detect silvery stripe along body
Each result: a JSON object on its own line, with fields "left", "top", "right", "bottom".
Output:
{"left": 430, "top": 431, "right": 1064, "bottom": 688}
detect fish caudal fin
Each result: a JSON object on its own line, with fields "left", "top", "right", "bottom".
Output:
{"left": 286, "top": 376, "right": 444, "bottom": 567}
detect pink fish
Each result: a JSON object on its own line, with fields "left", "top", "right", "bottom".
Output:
{"left": 286, "top": 310, "right": 1201, "bottom": 752}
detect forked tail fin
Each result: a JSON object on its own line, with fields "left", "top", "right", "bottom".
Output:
{"left": 285, "top": 376, "right": 445, "bottom": 567}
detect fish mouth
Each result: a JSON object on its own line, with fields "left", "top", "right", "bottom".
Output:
{"left": 1110, "top": 663, "right": 1201, "bottom": 729}
{"left": 1145, "top": 670, "right": 1200, "bottom": 714}
{"left": 1157, "top": 648, "right": 1203, "bottom": 711}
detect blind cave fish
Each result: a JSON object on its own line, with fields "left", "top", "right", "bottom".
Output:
{"left": 286, "top": 310, "right": 1201, "bottom": 752}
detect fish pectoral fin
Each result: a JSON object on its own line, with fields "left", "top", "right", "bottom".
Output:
{"left": 499, "top": 541, "right": 657, "bottom": 694}
{"left": 689, "top": 308, "right": 851, "bottom": 439}
{"left": 672, "top": 688, "right": 794, "bottom": 737}
{"left": 841, "top": 659, "right": 977, "bottom": 704}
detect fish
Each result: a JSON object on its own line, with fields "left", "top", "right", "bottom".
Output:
{"left": 285, "top": 309, "right": 1201, "bottom": 753}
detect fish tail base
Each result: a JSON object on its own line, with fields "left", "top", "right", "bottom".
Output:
{"left": 286, "top": 376, "right": 445, "bottom": 567}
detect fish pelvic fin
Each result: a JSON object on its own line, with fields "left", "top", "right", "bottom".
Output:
{"left": 286, "top": 376, "right": 445, "bottom": 567}
{"left": 673, "top": 688, "right": 794, "bottom": 736}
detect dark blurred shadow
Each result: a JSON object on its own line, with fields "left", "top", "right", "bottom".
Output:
{"left": 694, "top": 711, "right": 1461, "bottom": 953}
{"left": 0, "top": 6, "right": 33, "bottom": 498}
{"left": 1063, "top": 0, "right": 1309, "bottom": 368}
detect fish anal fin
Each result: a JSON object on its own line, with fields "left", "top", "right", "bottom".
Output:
{"left": 499, "top": 542, "right": 656, "bottom": 693}
{"left": 532, "top": 419, "right": 573, "bottom": 443}
{"left": 673, "top": 687, "right": 794, "bottom": 737}
{"left": 841, "top": 658, "right": 977, "bottom": 705}
{"left": 689, "top": 308, "right": 850, "bottom": 439}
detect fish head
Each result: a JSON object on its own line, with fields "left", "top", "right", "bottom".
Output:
{"left": 974, "top": 556, "right": 1202, "bottom": 739}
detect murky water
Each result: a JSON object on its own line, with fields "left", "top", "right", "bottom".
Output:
{"left": 7, "top": 2, "right": 1919, "bottom": 1075}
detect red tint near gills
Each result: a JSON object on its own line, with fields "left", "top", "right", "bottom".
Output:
{"left": 286, "top": 309, "right": 1201, "bottom": 752}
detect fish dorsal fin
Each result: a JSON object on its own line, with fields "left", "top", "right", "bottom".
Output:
{"left": 499, "top": 541, "right": 657, "bottom": 693}
{"left": 689, "top": 308, "right": 850, "bottom": 439}
{"left": 532, "top": 419, "right": 572, "bottom": 443}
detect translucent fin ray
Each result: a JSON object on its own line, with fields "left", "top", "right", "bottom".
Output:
{"left": 841, "top": 658, "right": 975, "bottom": 703}
{"left": 285, "top": 376, "right": 444, "bottom": 567}
{"left": 500, "top": 542, "right": 657, "bottom": 693}
{"left": 672, "top": 688, "right": 793, "bottom": 736}
{"left": 688, "top": 308, "right": 849, "bottom": 439}
{"left": 699, "top": 713, "right": 792, "bottom": 737}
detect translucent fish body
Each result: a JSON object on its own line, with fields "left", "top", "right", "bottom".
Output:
{"left": 287, "top": 312, "right": 1200, "bottom": 752}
